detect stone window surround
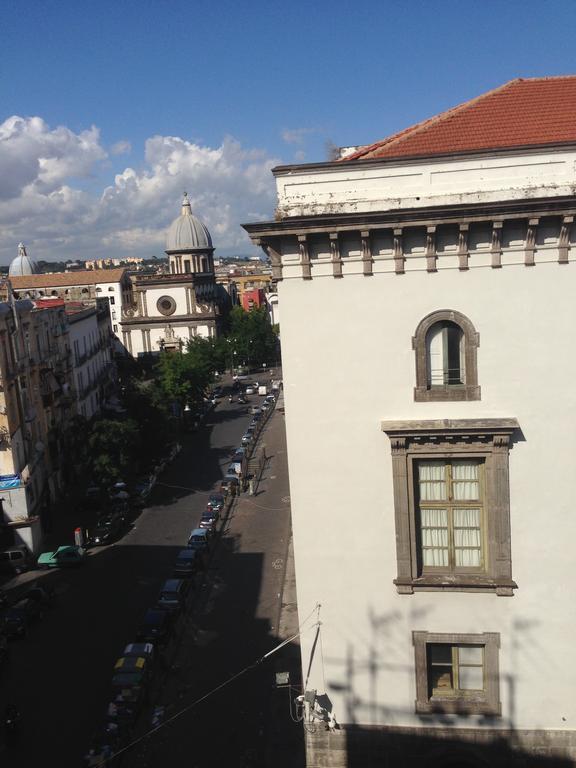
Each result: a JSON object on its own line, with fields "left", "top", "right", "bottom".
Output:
{"left": 413, "top": 631, "right": 501, "bottom": 716}
{"left": 381, "top": 419, "right": 519, "bottom": 596}
{"left": 413, "top": 310, "right": 480, "bottom": 402}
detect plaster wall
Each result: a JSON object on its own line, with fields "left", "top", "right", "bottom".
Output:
{"left": 144, "top": 285, "right": 189, "bottom": 317}
{"left": 279, "top": 256, "right": 576, "bottom": 734}
{"left": 275, "top": 148, "right": 576, "bottom": 217}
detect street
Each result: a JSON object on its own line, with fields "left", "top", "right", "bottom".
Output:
{"left": 0, "top": 382, "right": 304, "bottom": 767}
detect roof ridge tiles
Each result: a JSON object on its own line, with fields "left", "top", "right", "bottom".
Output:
{"left": 342, "top": 76, "right": 576, "bottom": 162}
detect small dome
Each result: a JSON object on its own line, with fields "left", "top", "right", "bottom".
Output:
{"left": 165, "top": 193, "right": 212, "bottom": 253}
{"left": 9, "top": 243, "right": 39, "bottom": 277}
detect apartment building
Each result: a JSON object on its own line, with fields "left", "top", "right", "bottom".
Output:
{"left": 245, "top": 77, "right": 576, "bottom": 767}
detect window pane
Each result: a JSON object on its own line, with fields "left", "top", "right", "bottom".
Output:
{"left": 459, "top": 665, "right": 484, "bottom": 690}
{"left": 454, "top": 508, "right": 482, "bottom": 566}
{"left": 419, "top": 462, "right": 447, "bottom": 500}
{"left": 429, "top": 644, "right": 452, "bottom": 663}
{"left": 458, "top": 646, "right": 483, "bottom": 665}
{"left": 446, "top": 323, "right": 463, "bottom": 384}
{"left": 427, "top": 325, "right": 444, "bottom": 386}
{"left": 452, "top": 461, "right": 480, "bottom": 500}
{"left": 421, "top": 508, "right": 449, "bottom": 566}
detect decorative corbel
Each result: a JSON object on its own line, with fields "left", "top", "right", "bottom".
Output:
{"left": 558, "top": 215, "right": 573, "bottom": 265}
{"left": 361, "top": 230, "right": 373, "bottom": 276}
{"left": 491, "top": 221, "right": 503, "bottom": 268}
{"left": 330, "top": 233, "right": 342, "bottom": 278}
{"left": 525, "top": 218, "right": 538, "bottom": 266}
{"left": 426, "top": 226, "right": 437, "bottom": 272}
{"left": 256, "top": 238, "right": 283, "bottom": 281}
{"left": 458, "top": 224, "right": 469, "bottom": 270}
{"left": 393, "top": 228, "right": 404, "bottom": 274}
{"left": 298, "top": 235, "right": 311, "bottom": 280}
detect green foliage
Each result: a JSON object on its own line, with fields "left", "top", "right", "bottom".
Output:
{"left": 88, "top": 419, "right": 141, "bottom": 484}
{"left": 155, "top": 346, "right": 214, "bottom": 415}
{"left": 226, "top": 306, "right": 279, "bottom": 368}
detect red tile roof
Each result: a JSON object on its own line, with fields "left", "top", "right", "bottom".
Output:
{"left": 344, "top": 77, "right": 576, "bottom": 161}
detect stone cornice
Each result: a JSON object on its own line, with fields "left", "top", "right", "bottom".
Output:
{"left": 243, "top": 195, "right": 576, "bottom": 240}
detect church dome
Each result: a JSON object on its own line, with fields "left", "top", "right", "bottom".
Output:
{"left": 165, "top": 193, "right": 212, "bottom": 253}
{"left": 9, "top": 243, "right": 39, "bottom": 277}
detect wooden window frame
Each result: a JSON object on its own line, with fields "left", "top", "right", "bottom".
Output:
{"left": 417, "top": 459, "right": 486, "bottom": 574}
{"left": 413, "top": 631, "right": 501, "bottom": 716}
{"left": 382, "top": 419, "right": 519, "bottom": 596}
{"left": 413, "top": 310, "right": 480, "bottom": 402}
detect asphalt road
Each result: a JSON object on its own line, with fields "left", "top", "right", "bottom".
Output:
{"left": 0, "top": 383, "right": 295, "bottom": 767}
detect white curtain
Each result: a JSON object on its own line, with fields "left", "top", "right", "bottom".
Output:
{"left": 426, "top": 324, "right": 444, "bottom": 386}
{"left": 452, "top": 460, "right": 479, "bottom": 500}
{"left": 421, "top": 508, "right": 448, "bottom": 566}
{"left": 453, "top": 508, "right": 481, "bottom": 566}
{"left": 418, "top": 462, "right": 446, "bottom": 500}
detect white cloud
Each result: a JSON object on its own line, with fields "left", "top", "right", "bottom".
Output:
{"left": 110, "top": 140, "right": 131, "bottom": 156}
{"left": 0, "top": 117, "right": 280, "bottom": 264}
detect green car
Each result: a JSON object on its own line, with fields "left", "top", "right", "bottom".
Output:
{"left": 37, "top": 545, "right": 86, "bottom": 569}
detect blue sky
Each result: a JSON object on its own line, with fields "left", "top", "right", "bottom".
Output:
{"left": 1, "top": 0, "right": 575, "bottom": 263}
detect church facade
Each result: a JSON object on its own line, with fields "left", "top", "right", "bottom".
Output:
{"left": 120, "top": 194, "right": 223, "bottom": 357}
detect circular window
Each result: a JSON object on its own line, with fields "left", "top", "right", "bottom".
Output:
{"left": 157, "top": 295, "right": 176, "bottom": 316}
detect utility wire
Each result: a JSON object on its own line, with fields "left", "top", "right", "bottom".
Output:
{"left": 93, "top": 604, "right": 321, "bottom": 767}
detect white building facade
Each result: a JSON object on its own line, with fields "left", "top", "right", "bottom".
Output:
{"left": 245, "top": 77, "right": 576, "bottom": 767}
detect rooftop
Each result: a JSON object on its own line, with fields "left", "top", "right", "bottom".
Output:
{"left": 9, "top": 268, "right": 127, "bottom": 289}
{"left": 344, "top": 76, "right": 576, "bottom": 161}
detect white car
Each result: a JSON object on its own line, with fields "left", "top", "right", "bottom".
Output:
{"left": 246, "top": 386, "right": 255, "bottom": 395}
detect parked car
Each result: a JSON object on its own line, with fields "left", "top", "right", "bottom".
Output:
{"left": 250, "top": 405, "right": 260, "bottom": 415}
{"left": 199, "top": 509, "right": 219, "bottom": 530}
{"left": 245, "top": 386, "right": 255, "bottom": 395}
{"left": 241, "top": 433, "right": 252, "bottom": 447}
{"left": 237, "top": 395, "right": 247, "bottom": 404}
{"left": 233, "top": 447, "right": 246, "bottom": 459}
{"left": 88, "top": 513, "right": 125, "bottom": 546}
{"left": 250, "top": 411, "right": 262, "bottom": 422}
{"left": 187, "top": 528, "right": 211, "bottom": 552}
{"left": 0, "top": 545, "right": 33, "bottom": 575}
{"left": 2, "top": 597, "right": 43, "bottom": 638}
{"left": 112, "top": 655, "right": 151, "bottom": 689}
{"left": 157, "top": 579, "right": 189, "bottom": 613}
{"left": 265, "top": 394, "right": 276, "bottom": 404}
{"left": 37, "top": 545, "right": 86, "bottom": 569}
{"left": 172, "top": 548, "right": 203, "bottom": 578}
{"left": 136, "top": 609, "right": 172, "bottom": 644}
{"left": 207, "top": 492, "right": 225, "bottom": 512}
{"left": 122, "top": 642, "right": 156, "bottom": 665}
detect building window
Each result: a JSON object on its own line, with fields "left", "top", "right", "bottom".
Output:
{"left": 413, "top": 631, "right": 501, "bottom": 715}
{"left": 184, "top": 260, "right": 191, "bottom": 274}
{"left": 157, "top": 295, "right": 176, "bottom": 316}
{"left": 418, "top": 460, "right": 484, "bottom": 570}
{"left": 113, "top": 325, "right": 118, "bottom": 333}
{"left": 109, "top": 296, "right": 115, "bottom": 305}
{"left": 413, "top": 310, "right": 480, "bottom": 401}
{"left": 382, "top": 419, "right": 518, "bottom": 595}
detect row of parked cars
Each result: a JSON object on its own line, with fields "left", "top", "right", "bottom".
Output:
{"left": 218, "top": 392, "right": 276, "bottom": 498}
{"left": 84, "top": 491, "right": 227, "bottom": 764}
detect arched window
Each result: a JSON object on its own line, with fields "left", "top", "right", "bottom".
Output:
{"left": 413, "top": 310, "right": 480, "bottom": 401}
{"left": 426, "top": 321, "right": 463, "bottom": 386}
